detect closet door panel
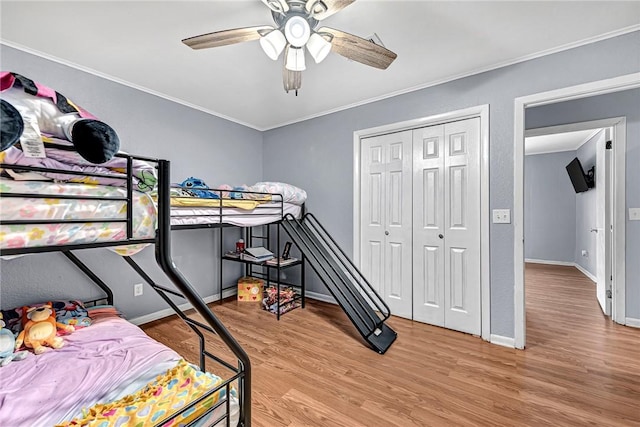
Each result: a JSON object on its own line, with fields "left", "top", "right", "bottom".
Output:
{"left": 384, "top": 132, "right": 413, "bottom": 319}
{"left": 361, "top": 137, "right": 386, "bottom": 296}
{"left": 413, "top": 125, "right": 445, "bottom": 325}
{"left": 443, "top": 118, "right": 481, "bottom": 335}
{"left": 361, "top": 131, "right": 413, "bottom": 319}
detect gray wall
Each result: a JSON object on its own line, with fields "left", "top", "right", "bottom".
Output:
{"left": 574, "top": 131, "right": 600, "bottom": 276}
{"left": 0, "top": 46, "right": 263, "bottom": 319}
{"left": 526, "top": 88, "right": 640, "bottom": 319}
{"left": 524, "top": 151, "right": 577, "bottom": 263}
{"left": 263, "top": 31, "right": 640, "bottom": 337}
{"left": 2, "top": 32, "right": 639, "bottom": 333}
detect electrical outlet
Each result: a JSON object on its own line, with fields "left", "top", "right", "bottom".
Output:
{"left": 492, "top": 209, "right": 511, "bottom": 224}
{"left": 134, "top": 283, "right": 143, "bottom": 297}
{"left": 630, "top": 208, "right": 640, "bottom": 221}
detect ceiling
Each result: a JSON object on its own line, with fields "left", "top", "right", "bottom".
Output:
{"left": 525, "top": 129, "right": 601, "bottom": 156}
{"left": 1, "top": 1, "right": 639, "bottom": 130}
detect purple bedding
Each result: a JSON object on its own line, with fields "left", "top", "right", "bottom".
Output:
{"left": 0, "top": 316, "right": 180, "bottom": 426}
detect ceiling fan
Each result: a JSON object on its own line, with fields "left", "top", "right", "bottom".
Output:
{"left": 182, "top": 0, "right": 397, "bottom": 95}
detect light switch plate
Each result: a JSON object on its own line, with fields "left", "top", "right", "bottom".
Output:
{"left": 630, "top": 208, "right": 640, "bottom": 221}
{"left": 493, "top": 209, "right": 511, "bottom": 224}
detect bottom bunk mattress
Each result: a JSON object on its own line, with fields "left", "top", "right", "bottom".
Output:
{"left": 0, "top": 178, "right": 156, "bottom": 255}
{"left": 0, "top": 315, "right": 239, "bottom": 427}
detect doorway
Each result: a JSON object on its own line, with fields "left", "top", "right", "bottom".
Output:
{"left": 524, "top": 123, "right": 613, "bottom": 322}
{"left": 353, "top": 105, "right": 491, "bottom": 340}
{"left": 513, "top": 74, "right": 639, "bottom": 349}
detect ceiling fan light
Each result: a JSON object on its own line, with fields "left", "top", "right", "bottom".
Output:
{"left": 306, "top": 33, "right": 331, "bottom": 63}
{"left": 284, "top": 16, "right": 311, "bottom": 48}
{"left": 285, "top": 46, "right": 306, "bottom": 71}
{"left": 260, "top": 29, "right": 286, "bottom": 60}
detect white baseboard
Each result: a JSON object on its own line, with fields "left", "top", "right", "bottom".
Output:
{"left": 129, "top": 287, "right": 237, "bottom": 326}
{"left": 525, "top": 258, "right": 574, "bottom": 266}
{"left": 305, "top": 291, "right": 337, "bottom": 305}
{"left": 574, "top": 263, "right": 597, "bottom": 283}
{"left": 490, "top": 334, "right": 516, "bottom": 348}
{"left": 625, "top": 317, "right": 640, "bottom": 328}
{"left": 525, "top": 259, "right": 597, "bottom": 283}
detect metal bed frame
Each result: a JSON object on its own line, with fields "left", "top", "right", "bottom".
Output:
{"left": 0, "top": 144, "right": 251, "bottom": 427}
{"left": 166, "top": 186, "right": 307, "bottom": 319}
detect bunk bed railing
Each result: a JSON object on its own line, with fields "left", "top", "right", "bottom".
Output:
{"left": 0, "top": 144, "right": 158, "bottom": 256}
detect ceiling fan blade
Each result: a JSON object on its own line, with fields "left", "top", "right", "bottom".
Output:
{"left": 182, "top": 26, "right": 273, "bottom": 50}
{"left": 262, "top": 0, "right": 289, "bottom": 14}
{"left": 308, "top": 0, "right": 355, "bottom": 20}
{"left": 318, "top": 27, "right": 397, "bottom": 70}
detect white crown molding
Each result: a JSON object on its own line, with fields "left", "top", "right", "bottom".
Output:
{"left": 0, "top": 40, "right": 262, "bottom": 132}
{"left": 264, "top": 25, "right": 640, "bottom": 130}
{"left": 4, "top": 24, "right": 639, "bottom": 131}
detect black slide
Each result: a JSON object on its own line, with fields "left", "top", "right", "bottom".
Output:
{"left": 281, "top": 213, "right": 397, "bottom": 354}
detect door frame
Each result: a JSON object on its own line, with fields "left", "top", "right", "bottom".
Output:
{"left": 353, "top": 104, "right": 491, "bottom": 341}
{"left": 514, "top": 72, "right": 640, "bottom": 349}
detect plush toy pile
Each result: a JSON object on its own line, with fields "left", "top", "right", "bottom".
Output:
{"left": 0, "top": 313, "right": 27, "bottom": 367}
{"left": 0, "top": 71, "right": 119, "bottom": 164}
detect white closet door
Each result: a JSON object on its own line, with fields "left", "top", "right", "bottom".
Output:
{"left": 361, "top": 131, "right": 413, "bottom": 319}
{"left": 443, "top": 118, "right": 481, "bottom": 335}
{"left": 413, "top": 118, "right": 481, "bottom": 335}
{"left": 412, "top": 125, "right": 446, "bottom": 326}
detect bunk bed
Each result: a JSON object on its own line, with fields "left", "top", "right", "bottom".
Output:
{"left": 0, "top": 139, "right": 252, "bottom": 426}
{"left": 163, "top": 183, "right": 308, "bottom": 320}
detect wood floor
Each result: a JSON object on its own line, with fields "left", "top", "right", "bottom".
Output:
{"left": 142, "top": 264, "right": 640, "bottom": 426}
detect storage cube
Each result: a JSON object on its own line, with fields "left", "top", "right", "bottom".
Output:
{"left": 237, "top": 277, "right": 264, "bottom": 302}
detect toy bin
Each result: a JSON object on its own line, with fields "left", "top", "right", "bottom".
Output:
{"left": 237, "top": 276, "right": 264, "bottom": 302}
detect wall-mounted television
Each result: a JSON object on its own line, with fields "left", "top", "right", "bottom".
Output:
{"left": 566, "top": 157, "right": 594, "bottom": 193}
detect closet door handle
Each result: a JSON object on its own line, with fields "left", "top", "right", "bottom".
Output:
{"left": 385, "top": 231, "right": 389, "bottom": 236}
{"left": 438, "top": 234, "right": 444, "bottom": 239}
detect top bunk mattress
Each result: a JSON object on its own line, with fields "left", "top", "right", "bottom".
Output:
{"left": 1, "top": 178, "right": 304, "bottom": 254}
{"left": 170, "top": 202, "right": 302, "bottom": 227}
{"left": 0, "top": 178, "right": 156, "bottom": 255}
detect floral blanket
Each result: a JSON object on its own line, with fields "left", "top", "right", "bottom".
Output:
{"left": 0, "top": 178, "right": 156, "bottom": 255}
{"left": 57, "top": 359, "right": 235, "bottom": 427}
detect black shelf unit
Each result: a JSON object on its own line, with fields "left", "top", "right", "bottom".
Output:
{"left": 220, "top": 223, "right": 305, "bottom": 320}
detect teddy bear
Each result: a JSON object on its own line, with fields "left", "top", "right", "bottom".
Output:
{"left": 0, "top": 71, "right": 120, "bottom": 164}
{"left": 0, "top": 313, "right": 28, "bottom": 367}
{"left": 15, "top": 303, "right": 74, "bottom": 355}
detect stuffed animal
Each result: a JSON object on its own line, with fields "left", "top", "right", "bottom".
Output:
{"left": 0, "top": 313, "right": 28, "bottom": 367}
{"left": 178, "top": 177, "right": 220, "bottom": 199}
{"left": 0, "top": 71, "right": 120, "bottom": 164}
{"left": 15, "top": 303, "right": 74, "bottom": 355}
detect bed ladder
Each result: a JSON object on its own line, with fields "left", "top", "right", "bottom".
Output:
{"left": 281, "top": 213, "right": 397, "bottom": 354}
{"left": 156, "top": 160, "right": 251, "bottom": 426}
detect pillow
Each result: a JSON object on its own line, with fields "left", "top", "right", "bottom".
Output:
{"left": 53, "top": 300, "right": 92, "bottom": 329}
{"left": 249, "top": 182, "right": 307, "bottom": 205}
